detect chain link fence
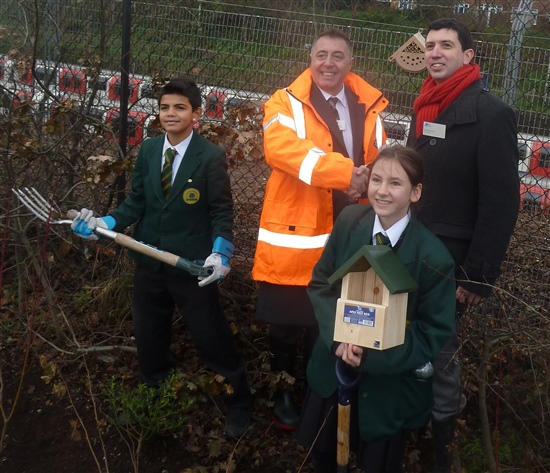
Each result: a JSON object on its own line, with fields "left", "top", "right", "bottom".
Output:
{"left": 1, "top": 0, "right": 550, "bottom": 469}
{"left": 3, "top": 0, "right": 549, "bottom": 267}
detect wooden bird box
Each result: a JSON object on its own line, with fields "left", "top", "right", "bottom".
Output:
{"left": 328, "top": 245, "right": 418, "bottom": 350}
{"left": 388, "top": 32, "right": 426, "bottom": 73}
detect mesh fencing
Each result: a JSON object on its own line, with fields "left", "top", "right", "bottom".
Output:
{"left": 1, "top": 0, "right": 550, "bottom": 467}
{"left": 5, "top": 1, "right": 548, "bottom": 264}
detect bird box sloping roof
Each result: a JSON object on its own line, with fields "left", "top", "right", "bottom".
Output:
{"left": 327, "top": 245, "right": 418, "bottom": 294}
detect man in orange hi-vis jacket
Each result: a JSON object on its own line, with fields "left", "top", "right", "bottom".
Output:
{"left": 252, "top": 28, "right": 388, "bottom": 430}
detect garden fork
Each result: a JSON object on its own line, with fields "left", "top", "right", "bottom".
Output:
{"left": 12, "top": 187, "right": 213, "bottom": 277}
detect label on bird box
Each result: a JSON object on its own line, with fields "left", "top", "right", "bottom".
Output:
{"left": 334, "top": 297, "right": 406, "bottom": 350}
{"left": 343, "top": 304, "right": 376, "bottom": 327}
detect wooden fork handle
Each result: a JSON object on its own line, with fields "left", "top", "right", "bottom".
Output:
{"left": 95, "top": 228, "right": 213, "bottom": 277}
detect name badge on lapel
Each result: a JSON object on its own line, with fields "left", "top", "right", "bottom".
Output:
{"left": 423, "top": 121, "right": 446, "bottom": 139}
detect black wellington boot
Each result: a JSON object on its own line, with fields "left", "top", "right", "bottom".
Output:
{"left": 272, "top": 390, "right": 300, "bottom": 430}
{"left": 432, "top": 416, "right": 458, "bottom": 473}
{"left": 269, "top": 342, "right": 300, "bottom": 430}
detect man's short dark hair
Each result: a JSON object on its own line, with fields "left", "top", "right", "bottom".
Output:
{"left": 427, "top": 18, "right": 475, "bottom": 53}
{"left": 158, "top": 78, "right": 202, "bottom": 110}
{"left": 313, "top": 29, "right": 353, "bottom": 56}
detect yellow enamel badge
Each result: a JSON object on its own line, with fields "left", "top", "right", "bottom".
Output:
{"left": 183, "top": 188, "right": 200, "bottom": 204}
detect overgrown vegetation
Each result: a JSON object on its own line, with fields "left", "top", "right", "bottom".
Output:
{"left": 104, "top": 373, "right": 196, "bottom": 473}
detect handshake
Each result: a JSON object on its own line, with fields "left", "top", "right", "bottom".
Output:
{"left": 345, "top": 166, "right": 370, "bottom": 201}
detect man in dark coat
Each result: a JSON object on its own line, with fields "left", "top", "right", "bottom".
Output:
{"left": 406, "top": 18, "right": 520, "bottom": 472}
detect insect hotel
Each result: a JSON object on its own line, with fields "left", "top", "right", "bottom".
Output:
{"left": 328, "top": 245, "right": 418, "bottom": 350}
{"left": 388, "top": 31, "right": 426, "bottom": 74}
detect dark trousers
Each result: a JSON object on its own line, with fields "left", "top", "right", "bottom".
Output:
{"left": 297, "top": 389, "right": 407, "bottom": 473}
{"left": 256, "top": 282, "right": 319, "bottom": 376}
{"left": 132, "top": 266, "right": 251, "bottom": 409}
{"left": 431, "top": 235, "right": 470, "bottom": 422}
{"left": 269, "top": 323, "right": 319, "bottom": 374}
{"left": 312, "top": 438, "right": 406, "bottom": 473}
{"left": 432, "top": 319, "right": 465, "bottom": 422}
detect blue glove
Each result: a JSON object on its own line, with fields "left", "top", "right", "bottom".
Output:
{"left": 68, "top": 208, "right": 115, "bottom": 241}
{"left": 198, "top": 236, "right": 235, "bottom": 287}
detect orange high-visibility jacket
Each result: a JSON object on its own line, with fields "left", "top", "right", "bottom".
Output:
{"left": 252, "top": 69, "right": 389, "bottom": 286}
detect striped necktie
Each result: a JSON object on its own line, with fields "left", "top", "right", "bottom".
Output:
{"left": 327, "top": 96, "right": 340, "bottom": 119}
{"left": 161, "top": 148, "right": 176, "bottom": 200}
{"left": 375, "top": 232, "right": 391, "bottom": 246}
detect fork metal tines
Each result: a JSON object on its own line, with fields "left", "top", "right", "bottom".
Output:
{"left": 12, "top": 187, "right": 212, "bottom": 277}
{"left": 12, "top": 187, "right": 71, "bottom": 224}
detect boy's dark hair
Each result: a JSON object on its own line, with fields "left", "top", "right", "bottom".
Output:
{"left": 158, "top": 78, "right": 202, "bottom": 110}
{"left": 370, "top": 144, "right": 424, "bottom": 187}
{"left": 314, "top": 29, "right": 353, "bottom": 56}
{"left": 427, "top": 18, "right": 475, "bottom": 53}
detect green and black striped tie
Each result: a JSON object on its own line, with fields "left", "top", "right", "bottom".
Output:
{"left": 375, "top": 232, "right": 391, "bottom": 246}
{"left": 161, "top": 148, "right": 176, "bottom": 200}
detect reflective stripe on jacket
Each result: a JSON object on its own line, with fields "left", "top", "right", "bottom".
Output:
{"left": 252, "top": 69, "right": 388, "bottom": 286}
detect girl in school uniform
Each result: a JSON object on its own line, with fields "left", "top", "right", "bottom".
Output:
{"left": 296, "top": 144, "right": 456, "bottom": 472}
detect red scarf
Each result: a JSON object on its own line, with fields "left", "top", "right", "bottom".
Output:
{"left": 413, "top": 63, "right": 481, "bottom": 138}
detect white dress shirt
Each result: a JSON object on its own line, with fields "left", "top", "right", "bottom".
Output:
{"left": 319, "top": 87, "right": 353, "bottom": 159}
{"left": 372, "top": 211, "right": 411, "bottom": 247}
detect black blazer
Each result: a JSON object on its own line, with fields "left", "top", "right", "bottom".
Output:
{"left": 407, "top": 80, "right": 520, "bottom": 295}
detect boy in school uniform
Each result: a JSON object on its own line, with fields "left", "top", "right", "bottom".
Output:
{"left": 71, "top": 78, "right": 251, "bottom": 439}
